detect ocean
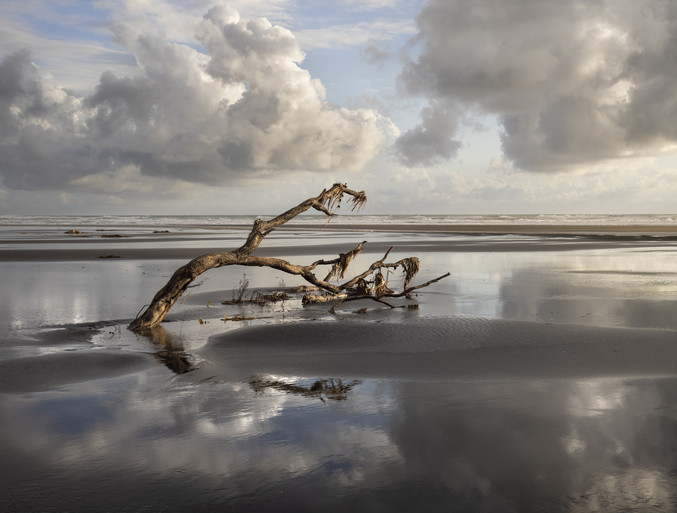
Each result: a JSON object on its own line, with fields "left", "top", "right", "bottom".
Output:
{"left": 1, "top": 213, "right": 677, "bottom": 227}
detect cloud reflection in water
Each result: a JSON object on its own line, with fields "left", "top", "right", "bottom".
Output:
{"left": 2, "top": 369, "right": 676, "bottom": 512}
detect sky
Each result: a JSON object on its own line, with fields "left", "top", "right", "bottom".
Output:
{"left": 2, "top": 0, "right": 677, "bottom": 215}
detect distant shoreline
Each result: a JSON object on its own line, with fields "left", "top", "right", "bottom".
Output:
{"left": 4, "top": 219, "right": 677, "bottom": 234}
{"left": 281, "top": 223, "right": 677, "bottom": 236}
{"left": 2, "top": 223, "right": 677, "bottom": 261}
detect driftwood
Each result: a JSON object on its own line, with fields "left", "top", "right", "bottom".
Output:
{"left": 128, "top": 183, "right": 449, "bottom": 331}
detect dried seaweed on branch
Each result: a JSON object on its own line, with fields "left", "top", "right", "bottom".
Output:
{"left": 402, "top": 257, "right": 420, "bottom": 289}
{"left": 324, "top": 243, "right": 364, "bottom": 282}
{"left": 349, "top": 190, "right": 367, "bottom": 211}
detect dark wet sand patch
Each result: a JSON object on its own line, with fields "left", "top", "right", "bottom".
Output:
{"left": 0, "top": 351, "right": 157, "bottom": 393}
{"left": 202, "top": 318, "right": 677, "bottom": 381}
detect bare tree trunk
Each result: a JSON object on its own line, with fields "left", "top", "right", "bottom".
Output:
{"left": 128, "top": 183, "right": 448, "bottom": 331}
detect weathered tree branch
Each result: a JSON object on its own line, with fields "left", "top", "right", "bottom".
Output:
{"left": 326, "top": 272, "right": 452, "bottom": 313}
{"left": 128, "top": 184, "right": 448, "bottom": 331}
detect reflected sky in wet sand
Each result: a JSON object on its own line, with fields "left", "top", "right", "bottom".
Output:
{"left": 2, "top": 233, "right": 677, "bottom": 511}
{"left": 2, "top": 371, "right": 676, "bottom": 512}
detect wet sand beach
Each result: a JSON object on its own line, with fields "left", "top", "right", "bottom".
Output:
{"left": 2, "top": 219, "right": 677, "bottom": 511}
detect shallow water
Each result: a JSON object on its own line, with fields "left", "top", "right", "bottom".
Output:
{"left": 2, "top": 224, "right": 677, "bottom": 511}
{"left": 2, "top": 366, "right": 676, "bottom": 512}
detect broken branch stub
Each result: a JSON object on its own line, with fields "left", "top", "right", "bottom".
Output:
{"left": 128, "top": 184, "right": 448, "bottom": 331}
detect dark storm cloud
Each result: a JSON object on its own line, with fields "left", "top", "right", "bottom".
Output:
{"left": 396, "top": 0, "right": 677, "bottom": 171}
{"left": 0, "top": 7, "right": 385, "bottom": 192}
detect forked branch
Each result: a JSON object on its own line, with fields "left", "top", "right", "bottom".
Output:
{"left": 128, "top": 184, "right": 447, "bottom": 331}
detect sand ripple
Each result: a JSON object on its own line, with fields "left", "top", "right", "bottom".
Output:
{"left": 202, "top": 317, "right": 677, "bottom": 381}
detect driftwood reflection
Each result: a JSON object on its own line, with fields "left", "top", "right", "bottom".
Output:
{"left": 249, "top": 375, "right": 362, "bottom": 402}
{"left": 142, "top": 326, "right": 196, "bottom": 374}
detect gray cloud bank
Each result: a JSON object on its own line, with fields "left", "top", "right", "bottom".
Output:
{"left": 397, "top": 0, "right": 677, "bottom": 171}
{"left": 0, "top": 6, "right": 385, "bottom": 191}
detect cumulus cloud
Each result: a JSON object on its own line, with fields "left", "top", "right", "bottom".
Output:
{"left": 394, "top": 98, "right": 462, "bottom": 167}
{"left": 396, "top": 0, "right": 677, "bottom": 171}
{"left": 0, "top": 6, "right": 387, "bottom": 191}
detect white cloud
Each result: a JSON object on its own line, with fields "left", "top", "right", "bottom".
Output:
{"left": 0, "top": 6, "right": 388, "bottom": 192}
{"left": 396, "top": 0, "right": 677, "bottom": 173}
{"left": 0, "top": 4, "right": 136, "bottom": 93}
